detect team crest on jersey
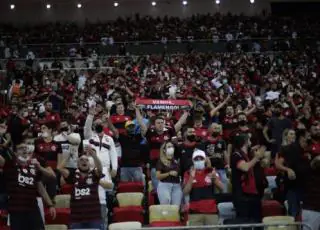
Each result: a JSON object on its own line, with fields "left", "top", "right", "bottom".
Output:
{"left": 30, "top": 168, "right": 36, "bottom": 175}
{"left": 86, "top": 178, "right": 93, "bottom": 185}
{"left": 205, "top": 175, "right": 212, "bottom": 184}
{"left": 51, "top": 145, "right": 56, "bottom": 151}
{"left": 217, "top": 143, "right": 222, "bottom": 149}
{"left": 22, "top": 168, "right": 28, "bottom": 174}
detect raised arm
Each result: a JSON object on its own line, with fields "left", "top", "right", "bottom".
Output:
{"left": 135, "top": 107, "right": 148, "bottom": 137}
{"left": 174, "top": 111, "right": 189, "bottom": 133}
{"left": 210, "top": 94, "right": 231, "bottom": 117}
{"left": 84, "top": 107, "right": 95, "bottom": 139}
{"left": 108, "top": 136, "right": 118, "bottom": 177}
{"left": 0, "top": 155, "right": 5, "bottom": 168}
{"left": 89, "top": 148, "right": 103, "bottom": 177}
{"left": 56, "top": 153, "right": 70, "bottom": 179}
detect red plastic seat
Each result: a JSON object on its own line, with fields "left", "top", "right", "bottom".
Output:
{"left": 149, "top": 221, "right": 183, "bottom": 227}
{"left": 45, "top": 208, "right": 70, "bottom": 225}
{"left": 264, "top": 167, "right": 278, "bottom": 176}
{"left": 0, "top": 209, "right": 8, "bottom": 227}
{"left": 262, "top": 200, "right": 284, "bottom": 217}
{"left": 112, "top": 206, "right": 144, "bottom": 224}
{"left": 148, "top": 190, "right": 157, "bottom": 206}
{"left": 60, "top": 184, "right": 73, "bottom": 194}
{"left": 117, "top": 182, "right": 144, "bottom": 193}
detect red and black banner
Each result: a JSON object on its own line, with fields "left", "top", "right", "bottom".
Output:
{"left": 135, "top": 98, "right": 192, "bottom": 110}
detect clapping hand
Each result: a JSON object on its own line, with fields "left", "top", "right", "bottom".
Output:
{"left": 190, "top": 167, "right": 196, "bottom": 178}
{"left": 169, "top": 170, "right": 178, "bottom": 177}
{"left": 89, "top": 106, "right": 96, "bottom": 116}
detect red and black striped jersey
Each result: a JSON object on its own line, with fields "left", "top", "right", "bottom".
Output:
{"left": 3, "top": 157, "right": 41, "bottom": 212}
{"left": 70, "top": 169, "right": 101, "bottom": 223}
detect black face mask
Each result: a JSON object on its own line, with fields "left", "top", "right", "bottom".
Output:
{"left": 212, "top": 132, "right": 220, "bottom": 137}
{"left": 187, "top": 135, "right": 196, "bottom": 142}
{"left": 79, "top": 167, "right": 89, "bottom": 173}
{"left": 95, "top": 125, "right": 104, "bottom": 133}
{"left": 273, "top": 111, "right": 281, "bottom": 117}
{"left": 312, "top": 135, "right": 320, "bottom": 141}
{"left": 60, "top": 127, "right": 69, "bottom": 132}
{"left": 238, "top": 120, "right": 247, "bottom": 126}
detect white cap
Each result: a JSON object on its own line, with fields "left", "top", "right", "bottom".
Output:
{"left": 192, "top": 149, "right": 206, "bottom": 160}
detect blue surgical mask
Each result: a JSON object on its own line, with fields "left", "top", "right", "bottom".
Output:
{"left": 193, "top": 160, "right": 205, "bottom": 170}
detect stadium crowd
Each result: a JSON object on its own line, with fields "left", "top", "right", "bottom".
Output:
{"left": 0, "top": 13, "right": 319, "bottom": 230}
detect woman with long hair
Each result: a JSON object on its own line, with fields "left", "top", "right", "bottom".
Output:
{"left": 156, "top": 141, "right": 182, "bottom": 205}
{"left": 281, "top": 129, "right": 296, "bottom": 147}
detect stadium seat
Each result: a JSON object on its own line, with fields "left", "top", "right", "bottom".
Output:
{"left": 0, "top": 209, "right": 8, "bottom": 227}
{"left": 45, "top": 208, "right": 70, "bottom": 225}
{"left": 54, "top": 194, "right": 71, "bottom": 208}
{"left": 109, "top": 221, "right": 142, "bottom": 230}
{"left": 148, "top": 180, "right": 159, "bottom": 206}
{"left": 265, "top": 167, "right": 278, "bottom": 176}
{"left": 117, "top": 182, "right": 144, "bottom": 193}
{"left": 45, "top": 195, "right": 71, "bottom": 225}
{"left": 45, "top": 225, "right": 68, "bottom": 230}
{"left": 60, "top": 184, "right": 73, "bottom": 194}
{"left": 262, "top": 200, "right": 285, "bottom": 217}
{"left": 112, "top": 192, "right": 144, "bottom": 224}
{"left": 217, "top": 202, "right": 236, "bottom": 224}
{"left": 117, "top": 192, "right": 143, "bottom": 207}
{"left": 149, "top": 205, "right": 182, "bottom": 227}
{"left": 262, "top": 216, "right": 296, "bottom": 230}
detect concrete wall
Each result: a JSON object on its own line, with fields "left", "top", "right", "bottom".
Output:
{"left": 0, "top": 0, "right": 270, "bottom": 24}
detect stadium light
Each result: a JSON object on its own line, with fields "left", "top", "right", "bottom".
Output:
{"left": 250, "top": 0, "right": 255, "bottom": 3}
{"left": 10, "top": 4, "right": 15, "bottom": 10}
{"left": 77, "top": 3, "right": 82, "bottom": 8}
{"left": 182, "top": 0, "right": 188, "bottom": 6}
{"left": 151, "top": 1, "right": 157, "bottom": 6}
{"left": 114, "top": 2, "right": 119, "bottom": 7}
{"left": 46, "top": 4, "right": 51, "bottom": 9}
{"left": 216, "top": 0, "right": 220, "bottom": 5}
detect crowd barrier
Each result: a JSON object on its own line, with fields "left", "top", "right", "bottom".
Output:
{"left": 45, "top": 223, "right": 312, "bottom": 230}
{"left": 140, "top": 222, "right": 312, "bottom": 230}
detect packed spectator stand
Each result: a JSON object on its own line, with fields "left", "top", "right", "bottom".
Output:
{"left": 0, "top": 13, "right": 319, "bottom": 230}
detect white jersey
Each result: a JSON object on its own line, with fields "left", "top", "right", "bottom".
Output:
{"left": 54, "top": 133, "right": 81, "bottom": 168}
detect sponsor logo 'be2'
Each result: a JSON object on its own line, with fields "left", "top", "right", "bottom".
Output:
{"left": 18, "top": 173, "right": 34, "bottom": 185}
{"left": 75, "top": 188, "right": 91, "bottom": 197}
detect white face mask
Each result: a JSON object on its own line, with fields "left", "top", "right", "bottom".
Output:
{"left": 193, "top": 160, "right": 205, "bottom": 170}
{"left": 27, "top": 144, "right": 35, "bottom": 153}
{"left": 166, "top": 147, "right": 175, "bottom": 158}
{"left": 42, "top": 132, "right": 49, "bottom": 138}
{"left": 17, "top": 155, "right": 31, "bottom": 163}
{"left": 0, "top": 127, "right": 6, "bottom": 135}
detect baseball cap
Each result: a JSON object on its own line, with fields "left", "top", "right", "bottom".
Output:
{"left": 192, "top": 149, "right": 206, "bottom": 160}
{"left": 125, "top": 120, "right": 135, "bottom": 129}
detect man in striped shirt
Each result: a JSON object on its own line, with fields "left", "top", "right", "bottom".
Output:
{"left": 0, "top": 142, "right": 56, "bottom": 230}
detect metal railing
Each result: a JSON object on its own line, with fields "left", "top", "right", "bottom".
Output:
{"left": 140, "top": 223, "right": 312, "bottom": 230}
